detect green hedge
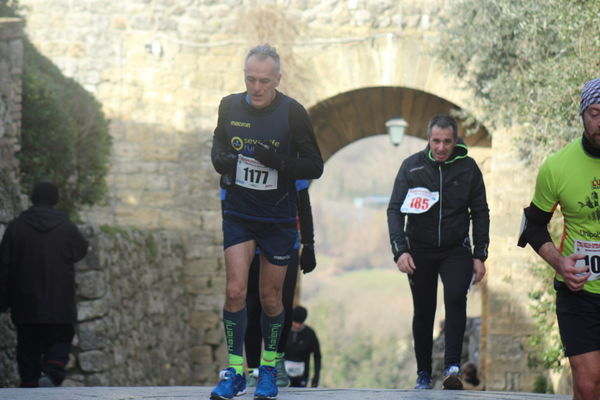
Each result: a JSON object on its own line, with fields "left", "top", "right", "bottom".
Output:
{"left": 2, "top": 1, "right": 111, "bottom": 216}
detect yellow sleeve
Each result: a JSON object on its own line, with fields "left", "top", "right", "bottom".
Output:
{"left": 531, "top": 159, "right": 558, "bottom": 213}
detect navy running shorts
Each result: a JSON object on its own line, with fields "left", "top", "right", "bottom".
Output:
{"left": 222, "top": 215, "right": 297, "bottom": 266}
{"left": 555, "top": 279, "right": 600, "bottom": 357}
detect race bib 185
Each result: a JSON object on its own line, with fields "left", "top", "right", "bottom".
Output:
{"left": 235, "top": 154, "right": 278, "bottom": 190}
{"left": 401, "top": 187, "right": 439, "bottom": 214}
{"left": 574, "top": 239, "right": 600, "bottom": 281}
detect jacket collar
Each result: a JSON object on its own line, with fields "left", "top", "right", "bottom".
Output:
{"left": 425, "top": 138, "right": 468, "bottom": 165}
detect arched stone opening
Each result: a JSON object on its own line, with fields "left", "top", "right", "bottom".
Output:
{"left": 309, "top": 86, "right": 491, "bottom": 161}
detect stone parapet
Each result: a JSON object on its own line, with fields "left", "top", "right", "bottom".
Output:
{"left": 0, "top": 225, "right": 223, "bottom": 387}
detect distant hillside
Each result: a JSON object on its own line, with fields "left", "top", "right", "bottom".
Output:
{"left": 300, "top": 135, "right": 421, "bottom": 388}
{"left": 310, "top": 134, "right": 426, "bottom": 273}
{"left": 302, "top": 269, "right": 416, "bottom": 389}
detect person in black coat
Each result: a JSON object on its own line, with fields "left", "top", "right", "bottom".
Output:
{"left": 0, "top": 182, "right": 89, "bottom": 387}
{"left": 387, "top": 115, "right": 489, "bottom": 390}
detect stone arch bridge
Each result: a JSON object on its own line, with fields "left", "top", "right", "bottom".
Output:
{"left": 1, "top": 0, "right": 545, "bottom": 392}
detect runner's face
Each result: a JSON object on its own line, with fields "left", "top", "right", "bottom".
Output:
{"left": 583, "top": 104, "right": 600, "bottom": 149}
{"left": 428, "top": 126, "right": 457, "bottom": 162}
{"left": 244, "top": 55, "right": 281, "bottom": 109}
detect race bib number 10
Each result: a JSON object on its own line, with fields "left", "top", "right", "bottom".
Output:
{"left": 574, "top": 239, "right": 600, "bottom": 281}
{"left": 401, "top": 187, "right": 439, "bottom": 214}
{"left": 235, "top": 154, "right": 278, "bottom": 191}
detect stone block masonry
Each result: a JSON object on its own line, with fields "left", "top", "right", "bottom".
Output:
{"left": 0, "top": 17, "right": 25, "bottom": 224}
{"left": 0, "top": 17, "right": 24, "bottom": 387}
{"left": 0, "top": 225, "right": 225, "bottom": 387}
{"left": 4, "top": 0, "right": 554, "bottom": 392}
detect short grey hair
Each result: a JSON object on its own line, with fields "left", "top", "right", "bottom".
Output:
{"left": 245, "top": 44, "right": 281, "bottom": 74}
{"left": 427, "top": 115, "right": 458, "bottom": 140}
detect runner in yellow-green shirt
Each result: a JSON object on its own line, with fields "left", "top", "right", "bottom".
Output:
{"left": 518, "top": 77, "right": 600, "bottom": 400}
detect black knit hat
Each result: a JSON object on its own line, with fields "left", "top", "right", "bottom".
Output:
{"left": 292, "top": 306, "right": 307, "bottom": 323}
{"left": 31, "top": 182, "right": 59, "bottom": 206}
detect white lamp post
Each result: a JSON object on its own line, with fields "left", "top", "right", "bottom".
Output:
{"left": 386, "top": 117, "right": 408, "bottom": 146}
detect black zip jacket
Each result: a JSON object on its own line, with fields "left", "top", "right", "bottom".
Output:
{"left": 387, "top": 142, "right": 489, "bottom": 262}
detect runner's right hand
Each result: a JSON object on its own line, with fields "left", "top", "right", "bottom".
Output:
{"left": 397, "top": 252, "right": 416, "bottom": 275}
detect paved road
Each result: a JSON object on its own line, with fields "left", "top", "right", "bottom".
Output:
{"left": 0, "top": 387, "right": 571, "bottom": 400}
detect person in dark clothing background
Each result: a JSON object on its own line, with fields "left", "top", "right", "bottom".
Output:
{"left": 387, "top": 115, "right": 489, "bottom": 390}
{"left": 0, "top": 182, "right": 89, "bottom": 387}
{"left": 284, "top": 306, "right": 321, "bottom": 388}
{"left": 245, "top": 180, "right": 317, "bottom": 387}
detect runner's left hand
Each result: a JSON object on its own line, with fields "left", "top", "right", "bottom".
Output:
{"left": 472, "top": 259, "right": 486, "bottom": 284}
{"left": 300, "top": 244, "right": 316, "bottom": 274}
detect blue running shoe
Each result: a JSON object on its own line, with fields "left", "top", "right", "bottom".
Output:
{"left": 414, "top": 370, "right": 432, "bottom": 389}
{"left": 442, "top": 364, "right": 463, "bottom": 390}
{"left": 254, "top": 365, "right": 277, "bottom": 400}
{"left": 210, "top": 368, "right": 247, "bottom": 400}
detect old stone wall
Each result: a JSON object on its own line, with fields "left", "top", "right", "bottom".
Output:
{"left": 0, "top": 17, "right": 24, "bottom": 387}
{"left": 0, "top": 17, "right": 24, "bottom": 224}
{"left": 9, "top": 0, "right": 549, "bottom": 392}
{"left": 482, "top": 126, "right": 547, "bottom": 392}
{"left": 0, "top": 225, "right": 224, "bottom": 387}
{"left": 12, "top": 0, "right": 470, "bottom": 389}
{"left": 16, "top": 0, "right": 455, "bottom": 231}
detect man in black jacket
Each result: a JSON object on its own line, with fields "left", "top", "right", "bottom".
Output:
{"left": 0, "top": 182, "right": 89, "bottom": 387}
{"left": 387, "top": 115, "right": 489, "bottom": 390}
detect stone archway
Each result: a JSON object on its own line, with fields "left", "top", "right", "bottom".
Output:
{"left": 302, "top": 85, "right": 493, "bottom": 386}
{"left": 309, "top": 86, "right": 491, "bottom": 161}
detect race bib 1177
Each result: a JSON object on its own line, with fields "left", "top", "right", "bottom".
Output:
{"left": 235, "top": 154, "right": 278, "bottom": 191}
{"left": 401, "top": 187, "right": 439, "bottom": 214}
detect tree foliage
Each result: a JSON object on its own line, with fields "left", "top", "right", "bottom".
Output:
{"left": 436, "top": 0, "right": 600, "bottom": 165}
{"left": 526, "top": 214, "right": 567, "bottom": 372}
{"left": 1, "top": 1, "right": 111, "bottom": 216}
{"left": 19, "top": 41, "right": 111, "bottom": 215}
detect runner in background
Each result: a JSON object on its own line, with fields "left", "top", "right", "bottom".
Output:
{"left": 387, "top": 115, "right": 489, "bottom": 390}
{"left": 284, "top": 306, "right": 321, "bottom": 388}
{"left": 245, "top": 180, "right": 317, "bottom": 387}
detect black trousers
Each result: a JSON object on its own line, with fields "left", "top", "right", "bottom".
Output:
{"left": 16, "top": 324, "right": 74, "bottom": 387}
{"left": 245, "top": 251, "right": 299, "bottom": 368}
{"left": 408, "top": 246, "right": 473, "bottom": 374}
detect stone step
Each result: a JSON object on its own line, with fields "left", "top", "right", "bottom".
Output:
{"left": 0, "top": 386, "right": 570, "bottom": 399}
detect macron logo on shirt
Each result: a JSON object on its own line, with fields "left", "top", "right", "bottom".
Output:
{"left": 230, "top": 120, "right": 251, "bottom": 128}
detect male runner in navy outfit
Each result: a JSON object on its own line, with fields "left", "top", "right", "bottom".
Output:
{"left": 210, "top": 44, "right": 323, "bottom": 400}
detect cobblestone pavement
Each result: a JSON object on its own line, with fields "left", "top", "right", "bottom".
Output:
{"left": 0, "top": 387, "right": 571, "bottom": 400}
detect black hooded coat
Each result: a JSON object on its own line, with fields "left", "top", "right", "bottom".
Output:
{"left": 0, "top": 206, "right": 88, "bottom": 324}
